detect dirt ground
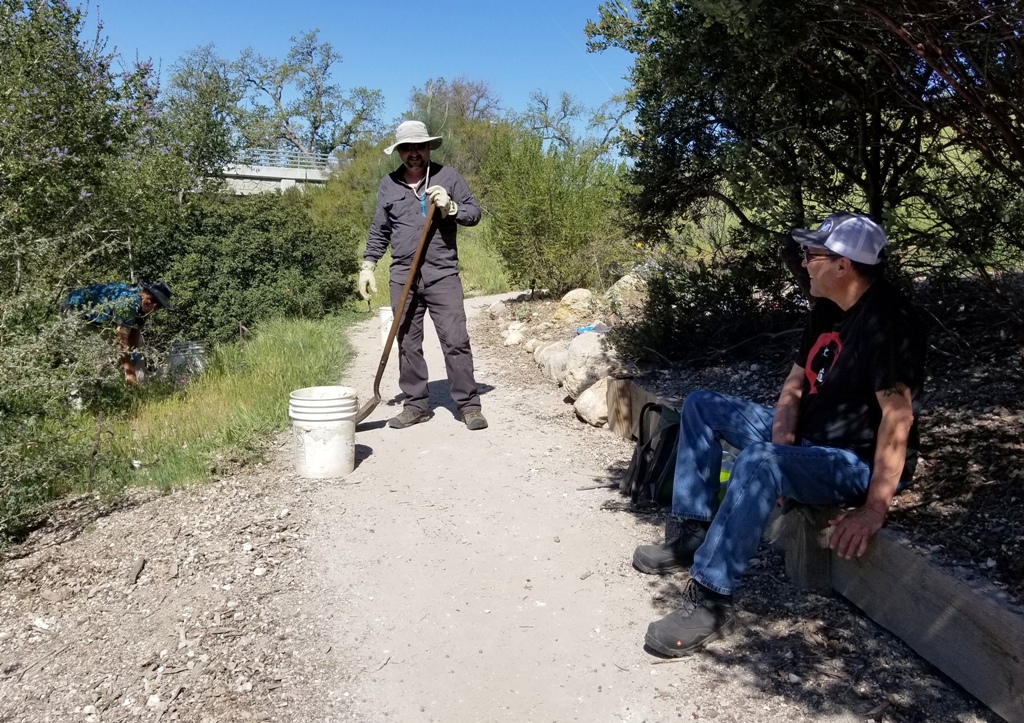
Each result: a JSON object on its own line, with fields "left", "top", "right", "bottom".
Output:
{"left": 0, "top": 291, "right": 1006, "bottom": 722}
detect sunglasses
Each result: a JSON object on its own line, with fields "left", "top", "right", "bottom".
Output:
{"left": 802, "top": 248, "right": 842, "bottom": 262}
{"left": 397, "top": 142, "right": 429, "bottom": 152}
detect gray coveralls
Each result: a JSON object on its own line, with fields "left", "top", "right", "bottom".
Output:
{"left": 365, "top": 161, "right": 483, "bottom": 414}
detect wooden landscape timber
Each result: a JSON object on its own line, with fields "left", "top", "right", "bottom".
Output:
{"left": 605, "top": 378, "right": 1024, "bottom": 723}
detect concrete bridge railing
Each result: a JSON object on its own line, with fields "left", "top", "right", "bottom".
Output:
{"left": 222, "top": 147, "right": 332, "bottom": 195}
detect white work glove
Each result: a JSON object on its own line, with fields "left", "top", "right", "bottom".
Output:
{"left": 425, "top": 185, "right": 458, "bottom": 218}
{"left": 358, "top": 259, "right": 377, "bottom": 300}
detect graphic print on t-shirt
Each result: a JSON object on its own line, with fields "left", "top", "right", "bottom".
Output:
{"left": 805, "top": 331, "right": 842, "bottom": 394}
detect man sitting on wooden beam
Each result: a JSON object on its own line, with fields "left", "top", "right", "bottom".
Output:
{"left": 632, "top": 213, "right": 927, "bottom": 658}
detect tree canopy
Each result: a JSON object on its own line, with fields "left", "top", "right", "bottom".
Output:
{"left": 233, "top": 30, "right": 384, "bottom": 157}
{"left": 587, "top": 0, "right": 1024, "bottom": 274}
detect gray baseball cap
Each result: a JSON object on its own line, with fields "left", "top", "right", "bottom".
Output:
{"left": 791, "top": 213, "right": 887, "bottom": 265}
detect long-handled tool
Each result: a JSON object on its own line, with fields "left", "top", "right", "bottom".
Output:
{"left": 355, "top": 201, "right": 436, "bottom": 424}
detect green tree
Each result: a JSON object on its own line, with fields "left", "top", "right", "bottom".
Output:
{"left": 511, "top": 90, "right": 630, "bottom": 153}
{"left": 480, "top": 132, "right": 629, "bottom": 294}
{"left": 516, "top": 91, "right": 586, "bottom": 150}
{"left": 588, "top": 1, "right": 933, "bottom": 232}
{"left": 234, "top": 30, "right": 384, "bottom": 157}
{"left": 810, "top": 0, "right": 1024, "bottom": 267}
{"left": 0, "top": 0, "right": 125, "bottom": 288}
{"left": 163, "top": 44, "right": 243, "bottom": 185}
{"left": 409, "top": 76, "right": 501, "bottom": 124}
{"left": 826, "top": 0, "right": 1024, "bottom": 189}
{"left": 406, "top": 76, "right": 503, "bottom": 183}
{"left": 583, "top": 0, "right": 1024, "bottom": 363}
{"left": 587, "top": 0, "right": 1024, "bottom": 273}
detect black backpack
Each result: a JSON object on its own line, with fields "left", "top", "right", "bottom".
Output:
{"left": 619, "top": 402, "right": 680, "bottom": 509}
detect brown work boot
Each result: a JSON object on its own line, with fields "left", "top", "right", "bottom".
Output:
{"left": 388, "top": 408, "right": 431, "bottom": 429}
{"left": 462, "top": 408, "right": 488, "bottom": 430}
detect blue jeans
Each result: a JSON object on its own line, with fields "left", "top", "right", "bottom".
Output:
{"left": 672, "top": 391, "right": 881, "bottom": 596}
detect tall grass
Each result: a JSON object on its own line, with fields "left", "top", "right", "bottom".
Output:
{"left": 115, "top": 315, "right": 354, "bottom": 489}
{"left": 458, "top": 220, "right": 511, "bottom": 296}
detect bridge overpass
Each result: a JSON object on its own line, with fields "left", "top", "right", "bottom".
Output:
{"left": 222, "top": 148, "right": 332, "bottom": 195}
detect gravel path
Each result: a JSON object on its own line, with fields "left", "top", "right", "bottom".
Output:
{"left": 0, "top": 292, "right": 1000, "bottom": 722}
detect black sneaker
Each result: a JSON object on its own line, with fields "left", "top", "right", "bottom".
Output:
{"left": 632, "top": 520, "right": 708, "bottom": 574}
{"left": 644, "top": 579, "right": 736, "bottom": 657}
{"left": 462, "top": 409, "right": 488, "bottom": 430}
{"left": 388, "top": 408, "right": 432, "bottom": 429}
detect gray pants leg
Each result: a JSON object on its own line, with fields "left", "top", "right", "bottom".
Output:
{"left": 390, "top": 273, "right": 481, "bottom": 414}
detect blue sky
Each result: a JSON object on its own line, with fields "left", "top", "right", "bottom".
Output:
{"left": 86, "top": 0, "right": 634, "bottom": 128}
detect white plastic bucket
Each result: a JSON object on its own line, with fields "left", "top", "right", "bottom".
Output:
{"left": 379, "top": 306, "right": 398, "bottom": 351}
{"left": 168, "top": 341, "right": 208, "bottom": 386}
{"left": 288, "top": 386, "right": 358, "bottom": 478}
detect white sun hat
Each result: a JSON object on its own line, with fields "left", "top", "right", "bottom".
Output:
{"left": 384, "top": 120, "right": 443, "bottom": 155}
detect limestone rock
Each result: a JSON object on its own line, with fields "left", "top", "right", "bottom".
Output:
{"left": 561, "top": 288, "right": 593, "bottom": 311}
{"left": 574, "top": 377, "right": 609, "bottom": 427}
{"left": 562, "top": 331, "right": 620, "bottom": 399}
{"left": 553, "top": 289, "right": 593, "bottom": 323}
{"left": 535, "top": 340, "right": 571, "bottom": 384}
{"left": 525, "top": 338, "right": 541, "bottom": 353}
{"left": 564, "top": 362, "right": 615, "bottom": 399}
{"left": 553, "top": 305, "right": 583, "bottom": 323}
{"left": 504, "top": 331, "right": 524, "bottom": 346}
{"left": 487, "top": 301, "right": 508, "bottom": 319}
{"left": 533, "top": 340, "right": 563, "bottom": 365}
{"left": 567, "top": 331, "right": 607, "bottom": 364}
{"left": 605, "top": 274, "right": 647, "bottom": 317}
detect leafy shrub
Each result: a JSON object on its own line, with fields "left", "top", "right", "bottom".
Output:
{"left": 0, "top": 0, "right": 159, "bottom": 540}
{"left": 612, "top": 226, "right": 806, "bottom": 363}
{"left": 480, "top": 133, "right": 631, "bottom": 295}
{"left": 146, "top": 192, "right": 359, "bottom": 343}
{"left": 0, "top": 287, "right": 133, "bottom": 541}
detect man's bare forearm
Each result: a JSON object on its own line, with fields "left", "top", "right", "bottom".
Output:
{"left": 829, "top": 383, "right": 915, "bottom": 558}
{"left": 771, "top": 363, "right": 805, "bottom": 445}
{"left": 865, "top": 384, "right": 915, "bottom": 514}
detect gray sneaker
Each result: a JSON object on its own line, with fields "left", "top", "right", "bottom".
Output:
{"left": 644, "top": 579, "right": 735, "bottom": 657}
{"left": 632, "top": 520, "right": 708, "bottom": 574}
{"left": 462, "top": 409, "right": 488, "bottom": 430}
{"left": 388, "top": 408, "right": 432, "bottom": 429}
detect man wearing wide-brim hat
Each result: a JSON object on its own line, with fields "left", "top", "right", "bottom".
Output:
{"left": 63, "top": 279, "right": 175, "bottom": 385}
{"left": 360, "top": 120, "right": 488, "bottom": 430}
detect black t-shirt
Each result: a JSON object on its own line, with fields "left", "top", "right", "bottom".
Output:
{"left": 795, "top": 279, "right": 927, "bottom": 480}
